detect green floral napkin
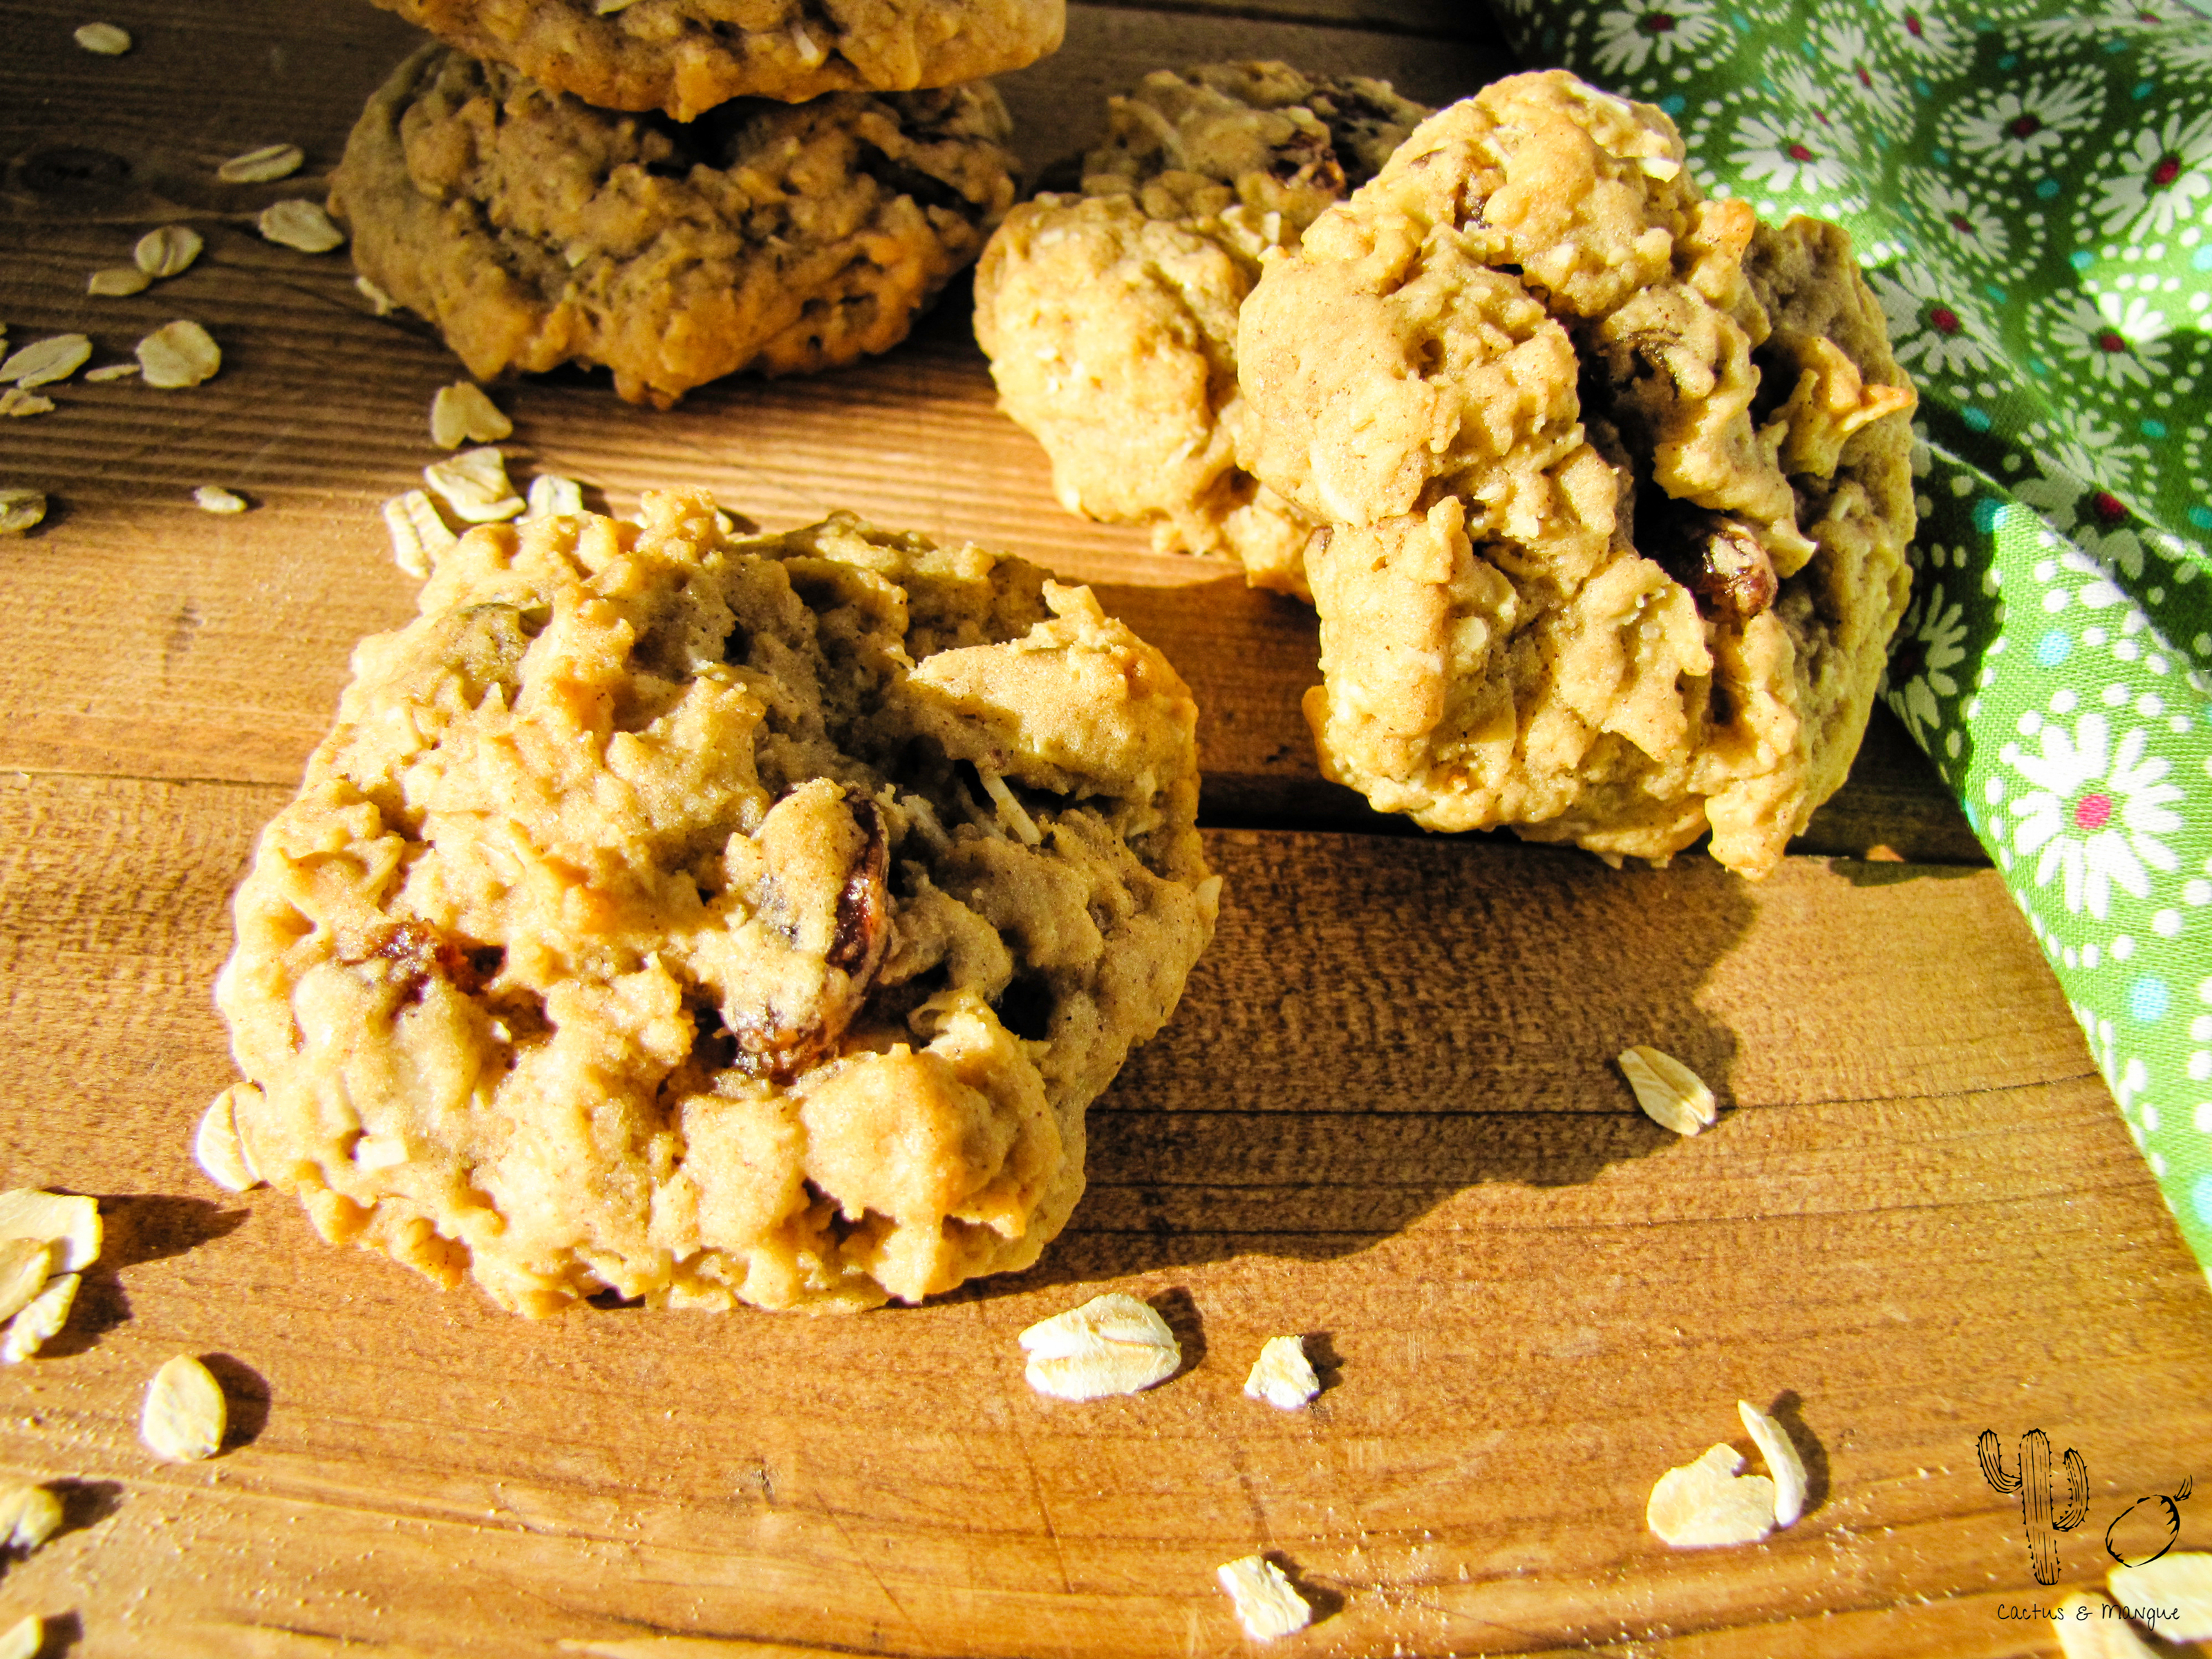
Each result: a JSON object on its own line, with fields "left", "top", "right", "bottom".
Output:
{"left": 1490, "top": 0, "right": 2212, "bottom": 1268}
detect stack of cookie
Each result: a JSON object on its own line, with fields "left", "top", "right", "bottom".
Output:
{"left": 329, "top": 0, "right": 1066, "bottom": 405}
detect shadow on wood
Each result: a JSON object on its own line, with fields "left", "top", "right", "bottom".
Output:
{"left": 971, "top": 832, "right": 1754, "bottom": 1295}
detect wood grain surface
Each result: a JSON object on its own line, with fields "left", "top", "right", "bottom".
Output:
{"left": 1, "top": 1, "right": 2204, "bottom": 1655}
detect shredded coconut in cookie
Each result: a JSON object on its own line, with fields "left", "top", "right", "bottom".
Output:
{"left": 216, "top": 493, "right": 1218, "bottom": 1315}
{"left": 1237, "top": 71, "right": 1916, "bottom": 875}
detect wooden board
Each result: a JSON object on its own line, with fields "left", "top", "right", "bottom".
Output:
{"left": 1, "top": 3, "right": 2205, "bottom": 1655}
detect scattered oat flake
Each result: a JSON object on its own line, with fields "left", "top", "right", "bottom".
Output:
{"left": 0, "top": 388, "right": 55, "bottom": 418}
{"left": 140, "top": 1354, "right": 226, "bottom": 1462}
{"left": 423, "top": 447, "right": 524, "bottom": 523}
{"left": 355, "top": 274, "right": 397, "bottom": 315}
{"left": 2053, "top": 1593, "right": 2162, "bottom": 1659}
{"left": 0, "top": 1190, "right": 101, "bottom": 1273}
{"left": 74, "top": 20, "right": 129, "bottom": 53}
{"left": 0, "top": 1241, "right": 50, "bottom": 1327}
{"left": 1618, "top": 1044, "right": 1716, "bottom": 1136}
{"left": 0, "top": 1615, "right": 39, "bottom": 1659}
{"left": 1736, "top": 1399, "right": 1808, "bottom": 1528}
{"left": 1215, "top": 1555, "right": 1312, "bottom": 1641}
{"left": 1244, "top": 1335, "right": 1320, "bottom": 1412}
{"left": 1, "top": 334, "right": 93, "bottom": 389}
{"left": 1019, "top": 1292, "right": 1180, "bottom": 1401}
{"left": 594, "top": 0, "right": 642, "bottom": 12}
{"left": 430, "top": 381, "right": 512, "bottom": 449}
{"left": 137, "top": 320, "right": 221, "bottom": 388}
{"left": 2109, "top": 1553, "right": 2212, "bottom": 1640}
{"left": 0, "top": 490, "right": 48, "bottom": 535}
{"left": 258, "top": 199, "right": 344, "bottom": 254}
{"left": 524, "top": 473, "right": 584, "bottom": 520}
{"left": 194, "top": 1084, "right": 264, "bottom": 1190}
{"left": 1647, "top": 1443, "right": 1775, "bottom": 1548}
{"left": 135, "top": 224, "right": 203, "bottom": 279}
{"left": 1, "top": 1274, "right": 78, "bottom": 1364}
{"left": 194, "top": 484, "right": 248, "bottom": 516}
{"left": 218, "top": 142, "right": 303, "bottom": 184}
{"left": 88, "top": 265, "right": 151, "bottom": 297}
{"left": 0, "top": 1482, "right": 62, "bottom": 1553}
{"left": 85, "top": 362, "right": 141, "bottom": 382}
{"left": 383, "top": 489, "right": 457, "bottom": 580}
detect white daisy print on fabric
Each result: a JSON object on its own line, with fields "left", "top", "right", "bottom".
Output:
{"left": 1904, "top": 168, "right": 2017, "bottom": 270}
{"left": 2003, "top": 709, "right": 2184, "bottom": 921}
{"left": 1731, "top": 106, "right": 1855, "bottom": 198}
{"left": 1588, "top": 2, "right": 1723, "bottom": 79}
{"left": 2143, "top": 24, "right": 2212, "bottom": 79}
{"left": 1941, "top": 73, "right": 2107, "bottom": 173}
{"left": 2088, "top": 108, "right": 2212, "bottom": 238}
{"left": 1888, "top": 578, "right": 1970, "bottom": 749}
{"left": 1869, "top": 263, "right": 2003, "bottom": 377}
{"left": 1879, "top": 0, "right": 1974, "bottom": 74}
{"left": 2043, "top": 291, "right": 2174, "bottom": 390}
{"left": 1821, "top": 19, "right": 1914, "bottom": 131}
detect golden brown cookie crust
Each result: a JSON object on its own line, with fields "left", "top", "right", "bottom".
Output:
{"left": 366, "top": 0, "right": 1065, "bottom": 120}
{"left": 1236, "top": 71, "right": 1916, "bottom": 876}
{"left": 973, "top": 63, "right": 1431, "bottom": 598}
{"left": 216, "top": 492, "right": 1218, "bottom": 1316}
{"left": 330, "top": 46, "right": 1017, "bottom": 406}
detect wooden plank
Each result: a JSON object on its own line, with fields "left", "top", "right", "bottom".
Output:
{"left": 0, "top": 1, "right": 1976, "bottom": 863}
{"left": 0, "top": 772, "right": 2195, "bottom": 1658}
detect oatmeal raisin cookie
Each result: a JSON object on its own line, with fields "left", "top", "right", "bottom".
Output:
{"left": 1236, "top": 71, "right": 1916, "bottom": 874}
{"left": 973, "top": 63, "right": 1430, "bottom": 597}
{"left": 215, "top": 492, "right": 1218, "bottom": 1315}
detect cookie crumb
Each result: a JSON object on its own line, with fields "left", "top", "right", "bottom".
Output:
{"left": 88, "top": 265, "right": 151, "bottom": 297}
{"left": 0, "top": 490, "right": 48, "bottom": 535}
{"left": 0, "top": 1615, "right": 40, "bottom": 1659}
{"left": 382, "top": 488, "right": 457, "bottom": 579}
{"left": 2108, "top": 1553, "right": 2212, "bottom": 1640}
{"left": 1215, "top": 1554, "right": 1312, "bottom": 1640}
{"left": 0, "top": 1190, "right": 101, "bottom": 1273}
{"left": 194, "top": 485, "right": 248, "bottom": 515}
{"left": 1, "top": 1274, "right": 79, "bottom": 1363}
{"left": 423, "top": 447, "right": 523, "bottom": 523}
{"left": 1618, "top": 1046, "right": 1716, "bottom": 1136}
{"left": 1647, "top": 1443, "right": 1775, "bottom": 1548}
{"left": 1243, "top": 1335, "right": 1320, "bottom": 1411}
{"left": 523, "top": 474, "right": 584, "bottom": 520}
{"left": 1020, "top": 1293, "right": 1180, "bottom": 1400}
{"left": 0, "top": 1483, "right": 62, "bottom": 1553}
{"left": 429, "top": 382, "right": 512, "bottom": 449}
{"left": 136, "top": 320, "right": 221, "bottom": 388}
{"left": 1, "top": 334, "right": 93, "bottom": 389}
{"left": 135, "top": 225, "right": 204, "bottom": 278}
{"left": 218, "top": 142, "right": 304, "bottom": 184}
{"left": 140, "top": 1354, "right": 225, "bottom": 1462}
{"left": 73, "top": 21, "right": 129, "bottom": 53}
{"left": 0, "top": 388, "right": 55, "bottom": 418}
{"left": 1737, "top": 1399, "right": 1807, "bottom": 1527}
{"left": 258, "top": 199, "right": 345, "bottom": 254}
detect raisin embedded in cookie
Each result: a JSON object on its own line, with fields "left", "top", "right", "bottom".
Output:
{"left": 973, "top": 63, "right": 1431, "bottom": 598}
{"left": 214, "top": 492, "right": 1219, "bottom": 1315}
{"left": 1236, "top": 71, "right": 1916, "bottom": 876}
{"left": 364, "top": 0, "right": 1065, "bottom": 121}
{"left": 329, "top": 45, "right": 1018, "bottom": 407}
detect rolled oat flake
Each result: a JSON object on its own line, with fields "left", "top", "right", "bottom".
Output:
{"left": 73, "top": 20, "right": 129, "bottom": 53}
{"left": 140, "top": 1353, "right": 226, "bottom": 1461}
{"left": 258, "top": 199, "right": 345, "bottom": 254}
{"left": 218, "top": 142, "right": 304, "bottom": 184}
{"left": 136, "top": 320, "right": 221, "bottom": 388}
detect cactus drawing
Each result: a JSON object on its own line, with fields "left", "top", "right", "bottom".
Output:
{"left": 1979, "top": 1428, "right": 2088, "bottom": 1585}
